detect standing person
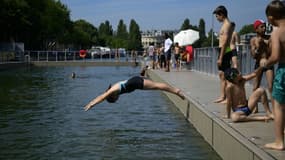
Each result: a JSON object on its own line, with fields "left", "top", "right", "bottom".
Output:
{"left": 148, "top": 42, "right": 155, "bottom": 69}
{"left": 230, "top": 22, "right": 240, "bottom": 69}
{"left": 250, "top": 19, "right": 274, "bottom": 113}
{"left": 142, "top": 50, "right": 148, "bottom": 68}
{"left": 224, "top": 68, "right": 274, "bottom": 122}
{"left": 174, "top": 42, "right": 182, "bottom": 71}
{"left": 164, "top": 33, "right": 173, "bottom": 72}
{"left": 154, "top": 45, "right": 160, "bottom": 69}
{"left": 159, "top": 43, "right": 166, "bottom": 69}
{"left": 84, "top": 75, "right": 185, "bottom": 111}
{"left": 213, "top": 5, "right": 234, "bottom": 103}
{"left": 262, "top": 0, "right": 285, "bottom": 151}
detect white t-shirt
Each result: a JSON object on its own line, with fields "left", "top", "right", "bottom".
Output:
{"left": 148, "top": 45, "right": 155, "bottom": 56}
{"left": 164, "top": 38, "right": 173, "bottom": 52}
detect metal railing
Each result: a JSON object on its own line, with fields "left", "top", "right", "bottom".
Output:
{"left": 193, "top": 45, "right": 255, "bottom": 75}
{"left": 192, "top": 44, "right": 271, "bottom": 86}
{"left": 23, "top": 50, "right": 141, "bottom": 63}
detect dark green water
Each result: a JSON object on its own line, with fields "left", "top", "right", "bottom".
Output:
{"left": 0, "top": 66, "right": 221, "bottom": 160}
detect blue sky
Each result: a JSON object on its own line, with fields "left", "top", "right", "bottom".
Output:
{"left": 59, "top": 0, "right": 270, "bottom": 33}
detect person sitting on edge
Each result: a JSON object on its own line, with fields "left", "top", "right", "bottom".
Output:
{"left": 84, "top": 72, "right": 185, "bottom": 111}
{"left": 223, "top": 67, "right": 274, "bottom": 122}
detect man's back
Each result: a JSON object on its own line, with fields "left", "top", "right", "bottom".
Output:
{"left": 230, "top": 31, "right": 239, "bottom": 49}
{"left": 276, "top": 26, "right": 285, "bottom": 63}
{"left": 228, "top": 80, "right": 247, "bottom": 108}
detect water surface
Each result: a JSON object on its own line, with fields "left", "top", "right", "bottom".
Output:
{"left": 0, "top": 66, "right": 221, "bottom": 160}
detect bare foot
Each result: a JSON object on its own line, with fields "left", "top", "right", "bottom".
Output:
{"left": 264, "top": 142, "right": 285, "bottom": 150}
{"left": 220, "top": 99, "right": 227, "bottom": 104}
{"left": 213, "top": 97, "right": 225, "bottom": 103}
{"left": 176, "top": 89, "right": 185, "bottom": 100}
{"left": 267, "top": 113, "right": 274, "bottom": 120}
{"left": 264, "top": 116, "right": 273, "bottom": 122}
{"left": 252, "top": 106, "right": 259, "bottom": 114}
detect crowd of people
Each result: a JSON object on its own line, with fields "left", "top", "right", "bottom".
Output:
{"left": 84, "top": 0, "right": 285, "bottom": 151}
{"left": 212, "top": 1, "right": 285, "bottom": 151}
{"left": 142, "top": 33, "right": 194, "bottom": 72}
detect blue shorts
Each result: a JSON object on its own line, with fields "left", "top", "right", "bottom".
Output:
{"left": 233, "top": 105, "right": 252, "bottom": 116}
{"left": 272, "top": 64, "right": 285, "bottom": 104}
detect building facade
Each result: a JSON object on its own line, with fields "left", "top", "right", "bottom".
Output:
{"left": 141, "top": 30, "right": 177, "bottom": 49}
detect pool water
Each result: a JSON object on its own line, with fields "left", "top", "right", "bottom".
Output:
{"left": 0, "top": 66, "right": 221, "bottom": 160}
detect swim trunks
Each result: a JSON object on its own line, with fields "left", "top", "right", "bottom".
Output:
{"left": 231, "top": 49, "right": 238, "bottom": 57}
{"left": 233, "top": 105, "right": 252, "bottom": 116}
{"left": 217, "top": 47, "right": 232, "bottom": 72}
{"left": 272, "top": 63, "right": 285, "bottom": 104}
{"left": 119, "top": 76, "right": 144, "bottom": 94}
{"left": 174, "top": 54, "right": 180, "bottom": 61}
{"left": 254, "top": 61, "right": 274, "bottom": 71}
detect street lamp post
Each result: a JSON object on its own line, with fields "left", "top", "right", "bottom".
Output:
{"left": 211, "top": 14, "right": 214, "bottom": 48}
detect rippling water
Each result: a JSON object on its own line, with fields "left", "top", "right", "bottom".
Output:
{"left": 0, "top": 66, "right": 221, "bottom": 160}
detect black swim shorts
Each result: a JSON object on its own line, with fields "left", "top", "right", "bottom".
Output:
{"left": 217, "top": 48, "right": 232, "bottom": 72}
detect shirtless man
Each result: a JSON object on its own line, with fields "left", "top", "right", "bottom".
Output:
{"left": 262, "top": 0, "right": 285, "bottom": 150}
{"left": 213, "top": 5, "right": 234, "bottom": 103}
{"left": 230, "top": 22, "right": 240, "bottom": 69}
{"left": 250, "top": 19, "right": 274, "bottom": 113}
{"left": 224, "top": 68, "right": 274, "bottom": 122}
{"left": 174, "top": 42, "right": 182, "bottom": 70}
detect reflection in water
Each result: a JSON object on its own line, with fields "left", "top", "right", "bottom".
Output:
{"left": 0, "top": 66, "right": 221, "bottom": 160}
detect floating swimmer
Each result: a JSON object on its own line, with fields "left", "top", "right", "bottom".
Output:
{"left": 71, "top": 72, "right": 76, "bottom": 78}
{"left": 84, "top": 75, "right": 185, "bottom": 111}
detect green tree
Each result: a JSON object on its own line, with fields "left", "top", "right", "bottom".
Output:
{"left": 192, "top": 18, "right": 206, "bottom": 48}
{"left": 112, "top": 19, "right": 128, "bottom": 48}
{"left": 71, "top": 19, "right": 98, "bottom": 49}
{"left": 198, "top": 19, "right": 206, "bottom": 40}
{"left": 239, "top": 24, "right": 254, "bottom": 35}
{"left": 0, "top": 0, "right": 73, "bottom": 49}
{"left": 201, "top": 29, "right": 218, "bottom": 47}
{"left": 128, "top": 19, "right": 142, "bottom": 51}
{"left": 180, "top": 18, "right": 191, "bottom": 30}
{"left": 0, "top": 0, "right": 30, "bottom": 41}
{"left": 98, "top": 20, "right": 113, "bottom": 46}
{"left": 41, "top": 0, "right": 71, "bottom": 49}
{"left": 116, "top": 19, "right": 128, "bottom": 39}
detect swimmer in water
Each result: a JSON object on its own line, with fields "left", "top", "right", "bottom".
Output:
{"left": 71, "top": 72, "right": 76, "bottom": 78}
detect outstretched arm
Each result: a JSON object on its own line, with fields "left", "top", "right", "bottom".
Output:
{"left": 225, "top": 85, "right": 233, "bottom": 118}
{"left": 84, "top": 84, "right": 119, "bottom": 111}
{"left": 243, "top": 67, "right": 262, "bottom": 81}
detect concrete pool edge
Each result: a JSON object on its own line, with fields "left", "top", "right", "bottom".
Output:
{"left": 147, "top": 70, "right": 276, "bottom": 160}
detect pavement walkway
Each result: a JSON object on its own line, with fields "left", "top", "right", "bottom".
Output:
{"left": 149, "top": 69, "right": 284, "bottom": 160}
